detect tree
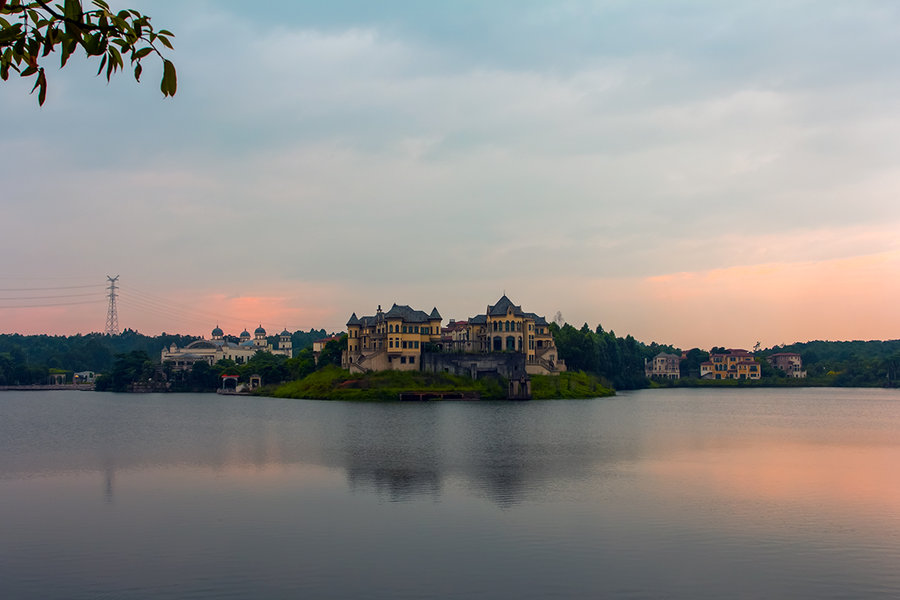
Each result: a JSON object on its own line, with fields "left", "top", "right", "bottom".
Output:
{"left": 1, "top": 0, "right": 175, "bottom": 105}
{"left": 317, "top": 335, "right": 346, "bottom": 369}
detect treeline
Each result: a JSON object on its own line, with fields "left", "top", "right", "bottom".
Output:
{"left": 762, "top": 340, "right": 900, "bottom": 387}
{"left": 95, "top": 335, "right": 347, "bottom": 393}
{"left": 550, "top": 323, "right": 675, "bottom": 389}
{"left": 0, "top": 328, "right": 333, "bottom": 386}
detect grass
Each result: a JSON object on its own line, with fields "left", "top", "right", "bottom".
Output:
{"left": 530, "top": 371, "right": 615, "bottom": 399}
{"left": 270, "top": 366, "right": 507, "bottom": 401}
{"left": 268, "top": 367, "right": 614, "bottom": 401}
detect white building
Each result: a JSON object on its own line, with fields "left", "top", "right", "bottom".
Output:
{"left": 161, "top": 325, "right": 292, "bottom": 370}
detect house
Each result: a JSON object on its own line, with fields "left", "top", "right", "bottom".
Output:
{"left": 700, "top": 349, "right": 761, "bottom": 380}
{"left": 342, "top": 295, "right": 565, "bottom": 376}
{"left": 312, "top": 336, "right": 342, "bottom": 354}
{"left": 461, "top": 295, "right": 565, "bottom": 375}
{"left": 312, "top": 335, "right": 344, "bottom": 364}
{"left": 645, "top": 353, "right": 681, "bottom": 379}
{"left": 768, "top": 352, "right": 806, "bottom": 378}
{"left": 74, "top": 370, "right": 97, "bottom": 384}
{"left": 161, "top": 325, "right": 292, "bottom": 370}
{"left": 343, "top": 304, "right": 443, "bottom": 372}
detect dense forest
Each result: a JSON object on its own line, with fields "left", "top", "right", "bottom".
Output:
{"left": 549, "top": 322, "right": 676, "bottom": 389}
{"left": 0, "top": 328, "right": 333, "bottom": 386}
{"left": 760, "top": 340, "right": 900, "bottom": 387}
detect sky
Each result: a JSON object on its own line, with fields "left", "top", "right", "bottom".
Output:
{"left": 1, "top": 0, "right": 899, "bottom": 349}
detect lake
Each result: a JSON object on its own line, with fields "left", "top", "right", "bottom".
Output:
{"left": 2, "top": 388, "right": 899, "bottom": 599}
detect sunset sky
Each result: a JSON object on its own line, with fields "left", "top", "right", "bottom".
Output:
{"left": 2, "top": 0, "right": 899, "bottom": 349}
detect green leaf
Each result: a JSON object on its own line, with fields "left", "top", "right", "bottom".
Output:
{"left": 109, "top": 45, "right": 122, "bottom": 69}
{"left": 96, "top": 52, "right": 106, "bottom": 75}
{"left": 64, "top": 0, "right": 83, "bottom": 21}
{"left": 30, "top": 68, "right": 46, "bottom": 106}
{"left": 133, "top": 61, "right": 142, "bottom": 82}
{"left": 158, "top": 35, "right": 173, "bottom": 50}
{"left": 160, "top": 58, "right": 176, "bottom": 96}
{"left": 60, "top": 37, "right": 74, "bottom": 68}
{"left": 37, "top": 69, "right": 46, "bottom": 105}
{"left": 133, "top": 46, "right": 152, "bottom": 60}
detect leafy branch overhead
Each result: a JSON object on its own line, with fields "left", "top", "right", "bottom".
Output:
{"left": 0, "top": 0, "right": 175, "bottom": 105}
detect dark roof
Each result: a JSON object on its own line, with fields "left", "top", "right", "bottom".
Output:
{"left": 359, "top": 315, "right": 378, "bottom": 327}
{"left": 280, "top": 328, "right": 291, "bottom": 336}
{"left": 186, "top": 340, "right": 219, "bottom": 350}
{"left": 487, "top": 294, "right": 524, "bottom": 317}
{"left": 211, "top": 326, "right": 223, "bottom": 337}
{"left": 384, "top": 303, "right": 431, "bottom": 323}
{"left": 255, "top": 325, "right": 266, "bottom": 335}
{"left": 240, "top": 329, "right": 251, "bottom": 338}
{"left": 346, "top": 312, "right": 361, "bottom": 326}
{"left": 429, "top": 307, "right": 441, "bottom": 320}
{"left": 468, "top": 314, "right": 487, "bottom": 325}
{"left": 524, "top": 312, "right": 548, "bottom": 325}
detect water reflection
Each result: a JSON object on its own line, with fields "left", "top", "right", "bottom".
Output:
{"left": 2, "top": 389, "right": 900, "bottom": 511}
{"left": 2, "top": 388, "right": 900, "bottom": 600}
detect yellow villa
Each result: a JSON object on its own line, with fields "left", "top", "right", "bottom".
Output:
{"left": 342, "top": 295, "right": 565, "bottom": 376}
{"left": 462, "top": 295, "right": 564, "bottom": 375}
{"left": 700, "top": 349, "right": 761, "bottom": 380}
{"left": 343, "top": 304, "right": 443, "bottom": 372}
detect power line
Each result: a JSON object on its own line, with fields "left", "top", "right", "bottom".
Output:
{"left": 0, "top": 299, "right": 106, "bottom": 309}
{"left": 0, "top": 284, "right": 105, "bottom": 291}
{"left": 0, "top": 292, "right": 105, "bottom": 300}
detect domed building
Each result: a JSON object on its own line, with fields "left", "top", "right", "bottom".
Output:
{"left": 161, "top": 325, "right": 293, "bottom": 370}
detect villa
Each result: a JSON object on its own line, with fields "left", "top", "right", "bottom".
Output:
{"left": 161, "top": 325, "right": 292, "bottom": 370}
{"left": 342, "top": 295, "right": 565, "bottom": 376}
{"left": 700, "top": 349, "right": 761, "bottom": 380}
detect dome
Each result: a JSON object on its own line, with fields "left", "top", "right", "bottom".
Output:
{"left": 255, "top": 325, "right": 266, "bottom": 336}
{"left": 280, "top": 328, "right": 291, "bottom": 337}
{"left": 240, "top": 329, "right": 251, "bottom": 339}
{"left": 211, "top": 326, "right": 224, "bottom": 337}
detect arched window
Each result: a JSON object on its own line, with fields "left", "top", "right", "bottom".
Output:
{"left": 493, "top": 336, "right": 502, "bottom": 351}
{"left": 506, "top": 336, "right": 515, "bottom": 351}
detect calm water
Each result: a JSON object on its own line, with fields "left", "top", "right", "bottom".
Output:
{"left": 2, "top": 388, "right": 899, "bottom": 599}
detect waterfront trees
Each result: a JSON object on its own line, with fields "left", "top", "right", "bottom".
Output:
{"left": 1, "top": 0, "right": 175, "bottom": 104}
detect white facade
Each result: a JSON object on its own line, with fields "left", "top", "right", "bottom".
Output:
{"left": 161, "top": 326, "right": 292, "bottom": 370}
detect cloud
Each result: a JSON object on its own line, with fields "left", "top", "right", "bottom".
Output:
{"left": 2, "top": 1, "right": 900, "bottom": 343}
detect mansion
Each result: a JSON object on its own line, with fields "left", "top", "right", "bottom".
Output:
{"left": 645, "top": 352, "right": 681, "bottom": 379}
{"left": 767, "top": 352, "right": 806, "bottom": 378}
{"left": 342, "top": 295, "right": 565, "bottom": 376}
{"left": 700, "top": 349, "right": 761, "bottom": 380}
{"left": 161, "top": 325, "right": 292, "bottom": 370}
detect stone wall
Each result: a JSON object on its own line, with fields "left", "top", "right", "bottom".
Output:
{"left": 420, "top": 352, "right": 528, "bottom": 381}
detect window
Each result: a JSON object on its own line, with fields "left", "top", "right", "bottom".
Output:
{"left": 414, "top": 326, "right": 419, "bottom": 333}
{"left": 409, "top": 356, "right": 415, "bottom": 364}
{"left": 400, "top": 356, "right": 406, "bottom": 364}
{"left": 414, "top": 341, "right": 419, "bottom": 349}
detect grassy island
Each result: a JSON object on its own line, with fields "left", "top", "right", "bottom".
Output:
{"left": 267, "top": 366, "right": 613, "bottom": 401}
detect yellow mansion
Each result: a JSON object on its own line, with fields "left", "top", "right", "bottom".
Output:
{"left": 342, "top": 295, "right": 565, "bottom": 376}
{"left": 344, "top": 303, "right": 443, "bottom": 372}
